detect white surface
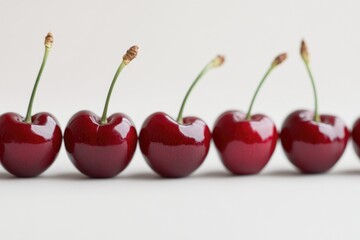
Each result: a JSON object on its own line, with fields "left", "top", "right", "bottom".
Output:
{"left": 0, "top": 0, "right": 360, "bottom": 239}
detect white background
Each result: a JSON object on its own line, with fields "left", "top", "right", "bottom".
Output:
{"left": 0, "top": 0, "right": 360, "bottom": 239}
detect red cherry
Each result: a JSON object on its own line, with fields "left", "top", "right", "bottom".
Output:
{"left": 213, "top": 53, "right": 286, "bottom": 174}
{"left": 64, "top": 45, "right": 139, "bottom": 178}
{"left": 281, "top": 110, "right": 349, "bottom": 173}
{"left": 213, "top": 111, "right": 277, "bottom": 174}
{"left": 0, "top": 33, "right": 62, "bottom": 177}
{"left": 352, "top": 118, "right": 360, "bottom": 157}
{"left": 64, "top": 111, "right": 137, "bottom": 178}
{"left": 139, "top": 112, "right": 210, "bottom": 177}
{"left": 280, "top": 40, "right": 349, "bottom": 173}
{"left": 139, "top": 55, "right": 224, "bottom": 178}
{"left": 0, "top": 112, "right": 62, "bottom": 177}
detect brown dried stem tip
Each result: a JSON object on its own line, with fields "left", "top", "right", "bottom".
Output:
{"left": 123, "top": 45, "right": 139, "bottom": 65}
{"left": 44, "top": 32, "right": 54, "bottom": 49}
{"left": 210, "top": 55, "right": 225, "bottom": 68}
{"left": 300, "top": 40, "right": 309, "bottom": 63}
{"left": 271, "top": 53, "right": 287, "bottom": 68}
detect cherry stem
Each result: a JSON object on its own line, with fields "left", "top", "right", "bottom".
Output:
{"left": 301, "top": 40, "right": 320, "bottom": 122}
{"left": 304, "top": 64, "right": 319, "bottom": 122}
{"left": 100, "top": 62, "right": 126, "bottom": 124}
{"left": 100, "top": 45, "right": 138, "bottom": 125}
{"left": 176, "top": 55, "right": 224, "bottom": 123}
{"left": 245, "top": 66, "right": 274, "bottom": 120}
{"left": 25, "top": 33, "right": 53, "bottom": 123}
{"left": 245, "top": 53, "right": 287, "bottom": 120}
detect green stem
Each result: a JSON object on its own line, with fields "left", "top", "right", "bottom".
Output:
{"left": 303, "top": 62, "right": 320, "bottom": 122}
{"left": 24, "top": 47, "right": 50, "bottom": 123}
{"left": 245, "top": 66, "right": 274, "bottom": 120}
{"left": 176, "top": 64, "right": 212, "bottom": 123}
{"left": 100, "top": 61, "right": 126, "bottom": 124}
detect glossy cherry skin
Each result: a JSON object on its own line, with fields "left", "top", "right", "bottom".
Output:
{"left": 281, "top": 110, "right": 349, "bottom": 173}
{"left": 139, "top": 112, "right": 211, "bottom": 178}
{"left": 213, "top": 111, "right": 278, "bottom": 174}
{"left": 0, "top": 112, "right": 62, "bottom": 177}
{"left": 64, "top": 110, "right": 137, "bottom": 178}
{"left": 351, "top": 118, "right": 360, "bottom": 158}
